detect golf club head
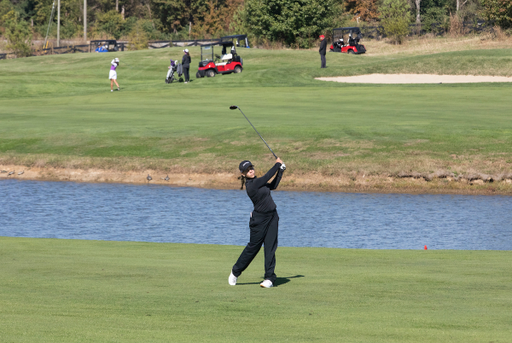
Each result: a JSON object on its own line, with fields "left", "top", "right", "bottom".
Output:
{"left": 229, "top": 105, "right": 238, "bottom": 110}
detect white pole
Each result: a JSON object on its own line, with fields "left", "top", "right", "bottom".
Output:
{"left": 57, "top": 0, "right": 60, "bottom": 47}
{"left": 84, "top": 0, "right": 87, "bottom": 41}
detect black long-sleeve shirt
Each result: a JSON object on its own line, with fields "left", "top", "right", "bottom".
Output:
{"left": 182, "top": 54, "right": 191, "bottom": 68}
{"left": 245, "top": 163, "right": 283, "bottom": 213}
{"left": 319, "top": 39, "right": 327, "bottom": 55}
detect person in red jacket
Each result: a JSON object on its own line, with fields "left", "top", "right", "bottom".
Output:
{"left": 319, "top": 34, "right": 327, "bottom": 68}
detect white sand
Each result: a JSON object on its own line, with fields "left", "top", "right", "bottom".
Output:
{"left": 316, "top": 74, "right": 512, "bottom": 84}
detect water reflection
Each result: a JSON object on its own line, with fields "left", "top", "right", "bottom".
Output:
{"left": 1, "top": 179, "right": 511, "bottom": 250}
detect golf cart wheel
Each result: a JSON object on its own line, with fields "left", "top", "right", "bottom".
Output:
{"left": 234, "top": 66, "right": 242, "bottom": 73}
{"left": 348, "top": 49, "right": 354, "bottom": 54}
{"left": 196, "top": 71, "right": 201, "bottom": 78}
{"left": 169, "top": 76, "right": 174, "bottom": 83}
{"left": 206, "top": 69, "right": 215, "bottom": 77}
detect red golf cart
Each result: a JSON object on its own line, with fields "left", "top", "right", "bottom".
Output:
{"left": 196, "top": 41, "right": 243, "bottom": 78}
{"left": 330, "top": 27, "right": 366, "bottom": 54}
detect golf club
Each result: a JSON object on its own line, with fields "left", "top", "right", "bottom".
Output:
{"left": 230, "top": 105, "right": 277, "bottom": 159}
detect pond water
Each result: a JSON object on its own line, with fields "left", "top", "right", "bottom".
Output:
{"left": 1, "top": 179, "right": 511, "bottom": 250}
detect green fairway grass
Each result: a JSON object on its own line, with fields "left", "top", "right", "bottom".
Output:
{"left": 1, "top": 46, "right": 512, "bottom": 183}
{"left": 1, "top": 237, "right": 511, "bottom": 342}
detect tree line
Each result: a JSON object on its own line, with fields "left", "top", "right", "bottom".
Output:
{"left": 1, "top": 0, "right": 511, "bottom": 56}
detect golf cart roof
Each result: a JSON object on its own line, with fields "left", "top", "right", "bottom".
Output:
{"left": 219, "top": 41, "right": 235, "bottom": 47}
{"left": 332, "top": 27, "right": 362, "bottom": 34}
{"left": 221, "top": 34, "right": 247, "bottom": 40}
{"left": 200, "top": 42, "right": 233, "bottom": 50}
{"left": 220, "top": 34, "right": 250, "bottom": 48}
{"left": 90, "top": 39, "right": 117, "bottom": 44}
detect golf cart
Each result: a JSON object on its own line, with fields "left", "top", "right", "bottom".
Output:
{"left": 330, "top": 27, "right": 366, "bottom": 54}
{"left": 196, "top": 41, "right": 243, "bottom": 78}
{"left": 220, "top": 34, "right": 250, "bottom": 48}
{"left": 90, "top": 39, "right": 121, "bottom": 53}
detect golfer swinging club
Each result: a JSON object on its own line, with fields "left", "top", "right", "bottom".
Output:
{"left": 229, "top": 157, "right": 286, "bottom": 288}
{"left": 109, "top": 57, "right": 120, "bottom": 92}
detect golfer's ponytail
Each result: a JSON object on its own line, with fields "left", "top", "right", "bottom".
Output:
{"left": 238, "top": 174, "right": 246, "bottom": 190}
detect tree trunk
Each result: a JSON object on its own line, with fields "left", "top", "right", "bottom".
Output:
{"left": 146, "top": 3, "right": 152, "bottom": 19}
{"left": 83, "top": 0, "right": 87, "bottom": 41}
{"left": 456, "top": 0, "right": 459, "bottom": 13}
{"left": 121, "top": 5, "right": 125, "bottom": 20}
{"left": 57, "top": 0, "right": 60, "bottom": 47}
{"left": 146, "top": 3, "right": 155, "bottom": 29}
{"left": 415, "top": 0, "right": 421, "bottom": 24}
{"left": 116, "top": 0, "right": 118, "bottom": 12}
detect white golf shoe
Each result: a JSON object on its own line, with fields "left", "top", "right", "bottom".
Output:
{"left": 260, "top": 280, "right": 273, "bottom": 288}
{"left": 228, "top": 271, "right": 237, "bottom": 286}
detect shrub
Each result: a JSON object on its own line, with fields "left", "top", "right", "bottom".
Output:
{"left": 422, "top": 7, "right": 449, "bottom": 34}
{"left": 0, "top": 0, "right": 14, "bottom": 25}
{"left": 449, "top": 13, "right": 463, "bottom": 36}
{"left": 128, "top": 21, "right": 148, "bottom": 50}
{"left": 379, "top": 0, "right": 412, "bottom": 44}
{"left": 243, "top": 0, "right": 343, "bottom": 48}
{"left": 2, "top": 10, "right": 32, "bottom": 57}
{"left": 481, "top": 0, "right": 512, "bottom": 29}
{"left": 96, "top": 10, "right": 125, "bottom": 39}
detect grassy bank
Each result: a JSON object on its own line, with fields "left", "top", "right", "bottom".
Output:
{"left": 1, "top": 237, "right": 511, "bottom": 342}
{"left": 1, "top": 40, "right": 512, "bottom": 193}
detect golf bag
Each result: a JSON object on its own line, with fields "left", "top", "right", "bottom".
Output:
{"left": 166, "top": 60, "right": 183, "bottom": 84}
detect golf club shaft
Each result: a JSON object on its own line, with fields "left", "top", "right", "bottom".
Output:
{"left": 236, "top": 107, "right": 277, "bottom": 159}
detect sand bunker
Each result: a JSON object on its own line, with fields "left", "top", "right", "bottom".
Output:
{"left": 316, "top": 74, "right": 512, "bottom": 84}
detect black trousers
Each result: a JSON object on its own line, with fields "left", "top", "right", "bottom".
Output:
{"left": 320, "top": 54, "right": 326, "bottom": 68}
{"left": 183, "top": 66, "right": 190, "bottom": 81}
{"left": 232, "top": 210, "right": 279, "bottom": 283}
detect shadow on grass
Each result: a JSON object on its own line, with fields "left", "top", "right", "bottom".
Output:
{"left": 237, "top": 275, "right": 305, "bottom": 287}
{"left": 275, "top": 275, "right": 305, "bottom": 287}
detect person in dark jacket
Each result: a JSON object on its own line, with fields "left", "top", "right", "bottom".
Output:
{"left": 182, "top": 48, "right": 191, "bottom": 83}
{"left": 229, "top": 158, "right": 286, "bottom": 288}
{"left": 348, "top": 34, "right": 355, "bottom": 46}
{"left": 319, "top": 34, "right": 327, "bottom": 68}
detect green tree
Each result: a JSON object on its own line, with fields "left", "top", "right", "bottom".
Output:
{"left": 95, "top": 10, "right": 125, "bottom": 39}
{"left": 33, "top": 0, "right": 52, "bottom": 26}
{"left": 3, "top": 10, "right": 32, "bottom": 57}
{"left": 228, "top": 1, "right": 247, "bottom": 34}
{"left": 419, "top": 0, "right": 449, "bottom": 16}
{"left": 379, "top": 0, "right": 412, "bottom": 44}
{"left": 128, "top": 20, "right": 148, "bottom": 50}
{"left": 0, "top": 0, "right": 14, "bottom": 24}
{"left": 192, "top": 0, "right": 223, "bottom": 38}
{"left": 422, "top": 6, "right": 449, "bottom": 33}
{"left": 152, "top": 0, "right": 189, "bottom": 34}
{"left": 481, "top": 0, "right": 512, "bottom": 29}
{"left": 243, "top": 0, "right": 343, "bottom": 48}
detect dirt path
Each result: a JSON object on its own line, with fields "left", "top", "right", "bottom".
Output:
{"left": 316, "top": 74, "right": 512, "bottom": 84}
{"left": 2, "top": 164, "right": 511, "bottom": 195}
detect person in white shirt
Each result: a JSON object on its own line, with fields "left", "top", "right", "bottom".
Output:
{"left": 109, "top": 58, "right": 120, "bottom": 92}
